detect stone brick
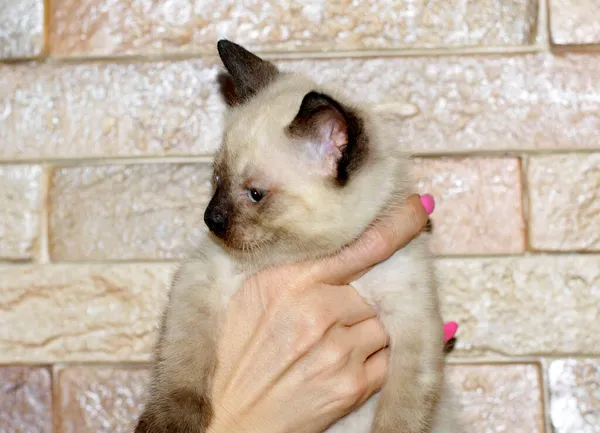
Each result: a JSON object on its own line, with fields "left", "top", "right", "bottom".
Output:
{"left": 2, "top": 55, "right": 600, "bottom": 160}
{"left": 285, "top": 54, "right": 600, "bottom": 152}
{"left": 414, "top": 157, "right": 525, "bottom": 255}
{"left": 3, "top": 258, "right": 595, "bottom": 363}
{"left": 49, "top": 0, "right": 537, "bottom": 57}
{"left": 0, "top": 264, "right": 172, "bottom": 363}
{"left": 49, "top": 163, "right": 212, "bottom": 260}
{"left": 448, "top": 364, "right": 544, "bottom": 433}
{"left": 528, "top": 154, "right": 600, "bottom": 252}
{"left": 48, "top": 158, "right": 524, "bottom": 260}
{"left": 0, "top": 0, "right": 44, "bottom": 58}
{"left": 438, "top": 255, "right": 600, "bottom": 357}
{"left": 0, "top": 367, "right": 52, "bottom": 433}
{"left": 550, "top": 0, "right": 600, "bottom": 45}
{"left": 0, "top": 166, "right": 42, "bottom": 261}
{"left": 56, "top": 367, "right": 149, "bottom": 433}
{"left": 0, "top": 60, "right": 224, "bottom": 160}
{"left": 548, "top": 359, "right": 600, "bottom": 433}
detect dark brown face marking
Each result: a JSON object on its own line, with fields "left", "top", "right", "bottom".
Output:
{"left": 288, "top": 91, "right": 369, "bottom": 186}
{"left": 204, "top": 159, "right": 233, "bottom": 239}
{"left": 204, "top": 183, "right": 232, "bottom": 238}
{"left": 217, "top": 40, "right": 279, "bottom": 105}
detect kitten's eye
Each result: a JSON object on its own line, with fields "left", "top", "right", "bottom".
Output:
{"left": 247, "top": 188, "right": 265, "bottom": 203}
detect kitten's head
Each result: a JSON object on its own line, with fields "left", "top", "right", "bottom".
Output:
{"left": 204, "top": 40, "right": 406, "bottom": 261}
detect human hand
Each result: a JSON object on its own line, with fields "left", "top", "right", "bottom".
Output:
{"left": 208, "top": 194, "right": 434, "bottom": 433}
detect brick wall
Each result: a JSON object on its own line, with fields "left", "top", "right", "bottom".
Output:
{"left": 1, "top": 1, "right": 599, "bottom": 432}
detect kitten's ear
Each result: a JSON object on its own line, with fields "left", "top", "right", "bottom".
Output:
{"left": 288, "top": 92, "right": 366, "bottom": 184}
{"left": 217, "top": 40, "right": 279, "bottom": 105}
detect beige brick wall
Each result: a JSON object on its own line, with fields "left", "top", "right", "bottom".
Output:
{"left": 0, "top": 1, "right": 598, "bottom": 432}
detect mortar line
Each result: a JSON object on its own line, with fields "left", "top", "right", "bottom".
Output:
{"left": 46, "top": 361, "right": 152, "bottom": 369}
{"left": 42, "top": 0, "right": 51, "bottom": 58}
{"left": 44, "top": 252, "right": 600, "bottom": 264}
{"left": 51, "top": 45, "right": 544, "bottom": 63}
{"left": 50, "top": 364, "right": 60, "bottom": 433}
{"left": 1, "top": 148, "right": 600, "bottom": 166}
{"left": 540, "top": 359, "right": 554, "bottom": 433}
{"left": 520, "top": 155, "right": 532, "bottom": 252}
{"left": 552, "top": 44, "right": 600, "bottom": 54}
{"left": 448, "top": 355, "right": 600, "bottom": 363}
{"left": 37, "top": 165, "right": 52, "bottom": 264}
{"left": 0, "top": 252, "right": 596, "bottom": 267}
{"left": 0, "top": 155, "right": 215, "bottom": 166}
{"left": 0, "top": 44, "right": 545, "bottom": 67}
{"left": 5, "top": 356, "right": 600, "bottom": 369}
{"left": 0, "top": 259, "right": 179, "bottom": 267}
{"left": 538, "top": 0, "right": 552, "bottom": 52}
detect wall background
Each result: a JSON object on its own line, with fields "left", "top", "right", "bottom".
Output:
{"left": 0, "top": 0, "right": 599, "bottom": 432}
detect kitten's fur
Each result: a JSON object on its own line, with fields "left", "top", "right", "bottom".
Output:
{"left": 135, "top": 40, "right": 460, "bottom": 433}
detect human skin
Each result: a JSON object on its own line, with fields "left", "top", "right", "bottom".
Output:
{"left": 208, "top": 194, "right": 443, "bottom": 433}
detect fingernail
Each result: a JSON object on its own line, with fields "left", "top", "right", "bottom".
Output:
{"left": 420, "top": 194, "right": 435, "bottom": 215}
{"left": 443, "top": 321, "right": 459, "bottom": 342}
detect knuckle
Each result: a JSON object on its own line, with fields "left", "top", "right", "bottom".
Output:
{"left": 337, "top": 372, "right": 368, "bottom": 406}
{"left": 302, "top": 306, "right": 330, "bottom": 334}
{"left": 290, "top": 309, "right": 331, "bottom": 355}
{"left": 323, "top": 342, "right": 348, "bottom": 366}
{"left": 290, "top": 324, "right": 322, "bottom": 356}
{"left": 303, "top": 290, "right": 338, "bottom": 332}
{"left": 371, "top": 232, "right": 395, "bottom": 260}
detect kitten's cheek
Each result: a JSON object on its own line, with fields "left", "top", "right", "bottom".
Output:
{"left": 226, "top": 224, "right": 259, "bottom": 248}
{"left": 252, "top": 226, "right": 266, "bottom": 239}
{"left": 244, "top": 225, "right": 266, "bottom": 242}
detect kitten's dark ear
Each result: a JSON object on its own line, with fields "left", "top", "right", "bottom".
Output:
{"left": 217, "top": 72, "right": 241, "bottom": 107}
{"left": 217, "top": 40, "right": 279, "bottom": 105}
{"left": 288, "top": 92, "right": 367, "bottom": 185}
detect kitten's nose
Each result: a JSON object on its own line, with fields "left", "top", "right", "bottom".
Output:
{"left": 204, "top": 204, "right": 230, "bottom": 238}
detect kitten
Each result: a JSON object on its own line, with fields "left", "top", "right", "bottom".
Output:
{"left": 135, "top": 40, "right": 460, "bottom": 433}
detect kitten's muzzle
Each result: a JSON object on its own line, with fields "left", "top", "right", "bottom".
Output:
{"left": 204, "top": 192, "right": 231, "bottom": 238}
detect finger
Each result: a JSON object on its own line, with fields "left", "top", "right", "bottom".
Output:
{"left": 357, "top": 348, "right": 389, "bottom": 407}
{"left": 302, "top": 284, "right": 377, "bottom": 327}
{"left": 345, "top": 317, "right": 388, "bottom": 361}
{"left": 311, "top": 194, "right": 431, "bottom": 285}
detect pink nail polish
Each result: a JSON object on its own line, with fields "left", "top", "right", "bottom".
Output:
{"left": 443, "top": 322, "right": 458, "bottom": 342}
{"left": 420, "top": 194, "right": 435, "bottom": 215}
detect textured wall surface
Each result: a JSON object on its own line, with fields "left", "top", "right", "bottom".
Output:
{"left": 550, "top": 0, "right": 600, "bottom": 45}
{"left": 0, "top": 264, "right": 172, "bottom": 363}
{"left": 0, "top": 0, "right": 44, "bottom": 58}
{"left": 0, "top": 367, "right": 52, "bottom": 432}
{"left": 413, "top": 157, "right": 525, "bottom": 255}
{"left": 528, "top": 154, "right": 600, "bottom": 251}
{"left": 0, "top": 165, "right": 42, "bottom": 260}
{"left": 49, "top": 164, "right": 213, "bottom": 260}
{"left": 48, "top": 0, "right": 538, "bottom": 56}
{"left": 549, "top": 359, "right": 600, "bottom": 433}
{"left": 0, "top": 1, "right": 599, "bottom": 432}
{"left": 3, "top": 54, "right": 600, "bottom": 160}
